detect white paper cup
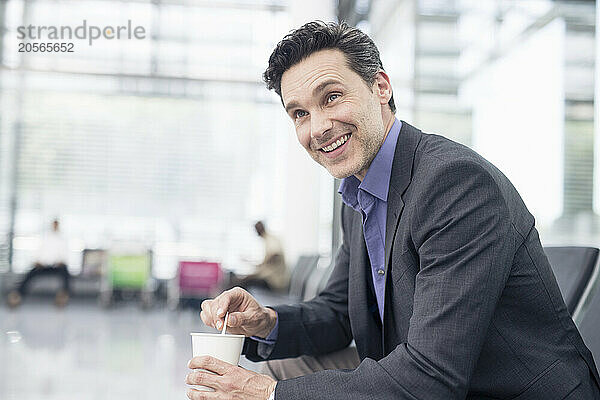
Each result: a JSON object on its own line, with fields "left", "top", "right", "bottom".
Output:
{"left": 190, "top": 332, "right": 245, "bottom": 392}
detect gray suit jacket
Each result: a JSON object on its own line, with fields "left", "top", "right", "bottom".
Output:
{"left": 244, "top": 122, "right": 600, "bottom": 399}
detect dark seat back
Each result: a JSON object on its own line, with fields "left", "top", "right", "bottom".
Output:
{"left": 575, "top": 273, "right": 600, "bottom": 369}
{"left": 303, "top": 258, "right": 333, "bottom": 301}
{"left": 544, "top": 246, "right": 599, "bottom": 315}
{"left": 288, "top": 254, "right": 319, "bottom": 299}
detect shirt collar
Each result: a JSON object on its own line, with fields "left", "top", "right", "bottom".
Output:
{"left": 339, "top": 118, "right": 402, "bottom": 209}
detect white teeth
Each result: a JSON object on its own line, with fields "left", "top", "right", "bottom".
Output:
{"left": 322, "top": 134, "right": 350, "bottom": 153}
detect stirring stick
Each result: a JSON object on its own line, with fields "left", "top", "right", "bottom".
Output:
{"left": 221, "top": 312, "right": 229, "bottom": 335}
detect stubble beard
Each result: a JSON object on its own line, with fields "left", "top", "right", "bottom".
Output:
{"left": 314, "top": 124, "right": 385, "bottom": 180}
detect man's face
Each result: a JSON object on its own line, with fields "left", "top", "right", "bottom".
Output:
{"left": 280, "top": 49, "right": 392, "bottom": 179}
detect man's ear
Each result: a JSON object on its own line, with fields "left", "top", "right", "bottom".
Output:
{"left": 373, "top": 71, "right": 393, "bottom": 107}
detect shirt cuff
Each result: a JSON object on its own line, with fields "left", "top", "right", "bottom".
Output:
{"left": 251, "top": 312, "right": 279, "bottom": 345}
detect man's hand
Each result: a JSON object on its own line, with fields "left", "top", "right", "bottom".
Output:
{"left": 200, "top": 287, "right": 277, "bottom": 338}
{"left": 186, "top": 356, "right": 276, "bottom": 400}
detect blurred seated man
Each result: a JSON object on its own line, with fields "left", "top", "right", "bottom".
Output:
{"left": 7, "top": 219, "right": 71, "bottom": 308}
{"left": 230, "top": 221, "right": 289, "bottom": 292}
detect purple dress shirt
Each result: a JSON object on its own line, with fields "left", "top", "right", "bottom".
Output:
{"left": 338, "top": 119, "right": 402, "bottom": 321}
{"left": 255, "top": 118, "right": 401, "bottom": 344}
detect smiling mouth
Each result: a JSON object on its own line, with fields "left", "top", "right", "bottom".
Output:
{"left": 320, "top": 133, "right": 351, "bottom": 153}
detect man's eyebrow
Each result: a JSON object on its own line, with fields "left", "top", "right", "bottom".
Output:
{"left": 284, "top": 80, "right": 343, "bottom": 114}
{"left": 284, "top": 101, "right": 300, "bottom": 114}
{"left": 313, "top": 79, "right": 342, "bottom": 96}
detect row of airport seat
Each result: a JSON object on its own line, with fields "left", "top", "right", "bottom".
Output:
{"left": 3, "top": 244, "right": 600, "bottom": 369}
{"left": 0, "top": 249, "right": 155, "bottom": 307}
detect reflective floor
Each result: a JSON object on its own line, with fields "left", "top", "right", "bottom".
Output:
{"left": 0, "top": 299, "right": 261, "bottom": 400}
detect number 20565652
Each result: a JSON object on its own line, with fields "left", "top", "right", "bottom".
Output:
{"left": 18, "top": 42, "right": 74, "bottom": 52}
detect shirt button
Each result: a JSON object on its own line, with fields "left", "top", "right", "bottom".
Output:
{"left": 377, "top": 269, "right": 385, "bottom": 276}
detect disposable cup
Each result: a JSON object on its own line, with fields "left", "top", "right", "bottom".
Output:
{"left": 189, "top": 332, "right": 245, "bottom": 392}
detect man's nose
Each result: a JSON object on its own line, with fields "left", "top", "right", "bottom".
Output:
{"left": 310, "top": 112, "right": 332, "bottom": 140}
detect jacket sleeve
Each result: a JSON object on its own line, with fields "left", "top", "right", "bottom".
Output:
{"left": 273, "top": 159, "right": 518, "bottom": 399}
{"left": 243, "top": 205, "right": 354, "bottom": 362}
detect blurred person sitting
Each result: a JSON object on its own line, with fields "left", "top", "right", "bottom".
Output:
{"left": 230, "top": 221, "right": 289, "bottom": 292}
{"left": 7, "top": 219, "right": 71, "bottom": 308}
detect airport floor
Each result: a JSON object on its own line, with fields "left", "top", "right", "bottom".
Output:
{"left": 0, "top": 298, "right": 262, "bottom": 400}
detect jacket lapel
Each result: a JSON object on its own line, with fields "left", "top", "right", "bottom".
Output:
{"left": 383, "top": 121, "right": 422, "bottom": 275}
{"left": 381, "top": 122, "right": 422, "bottom": 345}
{"left": 382, "top": 122, "right": 422, "bottom": 342}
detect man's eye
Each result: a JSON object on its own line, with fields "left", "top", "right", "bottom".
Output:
{"left": 295, "top": 110, "right": 308, "bottom": 119}
{"left": 327, "top": 93, "right": 340, "bottom": 102}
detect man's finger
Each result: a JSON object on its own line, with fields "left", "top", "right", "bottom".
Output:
{"left": 214, "top": 289, "right": 242, "bottom": 328}
{"left": 200, "top": 299, "right": 213, "bottom": 312}
{"left": 200, "top": 300, "right": 215, "bottom": 327}
{"left": 219, "top": 287, "right": 250, "bottom": 313}
{"left": 185, "top": 370, "right": 222, "bottom": 391}
{"left": 187, "top": 387, "right": 219, "bottom": 400}
{"left": 188, "top": 355, "right": 232, "bottom": 375}
{"left": 199, "top": 311, "right": 213, "bottom": 328}
{"left": 186, "top": 370, "right": 208, "bottom": 386}
{"left": 213, "top": 287, "right": 252, "bottom": 329}
{"left": 227, "top": 311, "right": 247, "bottom": 327}
{"left": 215, "top": 291, "right": 234, "bottom": 319}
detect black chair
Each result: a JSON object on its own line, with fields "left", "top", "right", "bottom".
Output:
{"left": 574, "top": 273, "right": 600, "bottom": 368}
{"left": 303, "top": 258, "right": 332, "bottom": 301}
{"left": 544, "top": 246, "right": 599, "bottom": 316}
{"left": 288, "top": 254, "right": 319, "bottom": 300}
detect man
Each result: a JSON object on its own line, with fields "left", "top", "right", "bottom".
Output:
{"left": 186, "top": 21, "right": 600, "bottom": 399}
{"left": 229, "top": 221, "right": 290, "bottom": 292}
{"left": 7, "top": 219, "right": 71, "bottom": 308}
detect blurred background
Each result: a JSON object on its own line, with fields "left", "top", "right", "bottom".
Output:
{"left": 0, "top": 0, "right": 599, "bottom": 399}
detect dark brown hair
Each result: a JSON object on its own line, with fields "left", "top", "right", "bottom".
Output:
{"left": 263, "top": 20, "right": 395, "bottom": 113}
